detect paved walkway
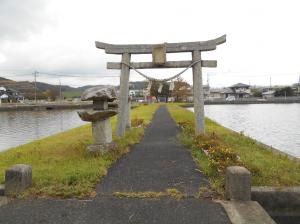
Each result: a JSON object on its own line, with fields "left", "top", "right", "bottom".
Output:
{"left": 0, "top": 106, "right": 230, "bottom": 224}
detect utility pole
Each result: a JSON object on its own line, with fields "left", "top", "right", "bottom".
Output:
{"left": 59, "top": 77, "right": 62, "bottom": 102}
{"left": 285, "top": 91, "right": 287, "bottom": 100}
{"left": 34, "top": 71, "right": 37, "bottom": 104}
{"left": 207, "top": 73, "right": 210, "bottom": 86}
{"left": 269, "top": 76, "right": 272, "bottom": 89}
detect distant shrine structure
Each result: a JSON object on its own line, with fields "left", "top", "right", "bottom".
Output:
{"left": 95, "top": 35, "right": 226, "bottom": 136}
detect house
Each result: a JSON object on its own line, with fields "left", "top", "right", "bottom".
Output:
{"left": 293, "top": 76, "right": 300, "bottom": 96}
{"left": 0, "top": 86, "right": 24, "bottom": 103}
{"left": 229, "top": 83, "right": 251, "bottom": 99}
{"left": 129, "top": 89, "right": 144, "bottom": 98}
{"left": 209, "top": 88, "right": 223, "bottom": 99}
{"left": 0, "top": 86, "right": 7, "bottom": 103}
{"left": 208, "top": 88, "right": 234, "bottom": 99}
{"left": 296, "top": 84, "right": 300, "bottom": 96}
{"left": 186, "top": 85, "right": 210, "bottom": 102}
{"left": 0, "top": 92, "right": 8, "bottom": 104}
{"left": 262, "top": 90, "right": 275, "bottom": 99}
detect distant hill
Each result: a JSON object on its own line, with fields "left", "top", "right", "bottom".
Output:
{"left": 0, "top": 77, "right": 12, "bottom": 82}
{"left": 0, "top": 77, "right": 146, "bottom": 99}
{"left": 0, "top": 77, "right": 98, "bottom": 99}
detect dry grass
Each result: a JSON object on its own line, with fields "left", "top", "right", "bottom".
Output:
{"left": 113, "top": 188, "right": 185, "bottom": 200}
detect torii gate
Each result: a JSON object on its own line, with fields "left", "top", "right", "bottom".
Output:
{"left": 95, "top": 35, "right": 226, "bottom": 137}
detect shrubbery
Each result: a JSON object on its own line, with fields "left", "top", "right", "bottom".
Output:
{"left": 131, "top": 118, "right": 145, "bottom": 127}
{"left": 178, "top": 120, "right": 243, "bottom": 172}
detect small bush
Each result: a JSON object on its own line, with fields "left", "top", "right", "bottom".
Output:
{"left": 194, "top": 133, "right": 220, "bottom": 151}
{"left": 178, "top": 120, "right": 194, "bottom": 134}
{"left": 208, "top": 146, "right": 243, "bottom": 171}
{"left": 131, "top": 118, "right": 145, "bottom": 127}
{"left": 183, "top": 127, "right": 244, "bottom": 173}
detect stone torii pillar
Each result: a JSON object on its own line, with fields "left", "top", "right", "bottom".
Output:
{"left": 118, "top": 53, "right": 131, "bottom": 136}
{"left": 192, "top": 51, "right": 205, "bottom": 134}
{"left": 95, "top": 35, "right": 226, "bottom": 136}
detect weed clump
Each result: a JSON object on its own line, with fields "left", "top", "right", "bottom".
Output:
{"left": 131, "top": 118, "right": 145, "bottom": 127}
{"left": 178, "top": 120, "right": 243, "bottom": 173}
{"left": 113, "top": 188, "right": 185, "bottom": 200}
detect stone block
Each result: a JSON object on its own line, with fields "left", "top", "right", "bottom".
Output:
{"left": 152, "top": 44, "right": 166, "bottom": 65}
{"left": 225, "top": 166, "right": 251, "bottom": 201}
{"left": 5, "top": 164, "right": 32, "bottom": 196}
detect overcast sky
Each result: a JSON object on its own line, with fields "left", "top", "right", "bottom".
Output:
{"left": 0, "top": 0, "right": 300, "bottom": 87}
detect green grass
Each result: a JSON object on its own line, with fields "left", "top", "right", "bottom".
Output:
{"left": 0, "top": 104, "right": 159, "bottom": 198}
{"left": 167, "top": 104, "right": 300, "bottom": 195}
{"left": 62, "top": 90, "right": 83, "bottom": 98}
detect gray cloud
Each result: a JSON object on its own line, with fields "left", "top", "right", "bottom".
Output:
{"left": 0, "top": 0, "right": 300, "bottom": 87}
{"left": 0, "top": 0, "right": 49, "bottom": 42}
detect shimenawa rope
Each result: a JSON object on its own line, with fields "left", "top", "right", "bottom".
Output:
{"left": 121, "top": 59, "right": 201, "bottom": 82}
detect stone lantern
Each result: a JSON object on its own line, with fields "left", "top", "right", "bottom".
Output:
{"left": 78, "top": 86, "right": 117, "bottom": 154}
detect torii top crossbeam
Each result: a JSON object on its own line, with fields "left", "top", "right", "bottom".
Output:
{"left": 95, "top": 35, "right": 226, "bottom": 54}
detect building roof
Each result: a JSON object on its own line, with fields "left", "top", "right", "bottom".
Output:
{"left": 229, "top": 83, "right": 250, "bottom": 88}
{"left": 221, "top": 88, "right": 234, "bottom": 94}
{"left": 210, "top": 88, "right": 234, "bottom": 94}
{"left": 262, "top": 90, "right": 275, "bottom": 95}
{"left": 0, "top": 94, "right": 8, "bottom": 99}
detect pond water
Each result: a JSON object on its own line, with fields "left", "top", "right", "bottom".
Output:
{"left": 0, "top": 109, "right": 87, "bottom": 152}
{"left": 189, "top": 104, "right": 300, "bottom": 158}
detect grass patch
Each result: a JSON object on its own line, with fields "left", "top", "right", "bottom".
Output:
{"left": 167, "top": 104, "right": 300, "bottom": 196}
{"left": 0, "top": 104, "right": 159, "bottom": 198}
{"left": 113, "top": 188, "right": 185, "bottom": 200}
{"left": 62, "top": 90, "right": 83, "bottom": 99}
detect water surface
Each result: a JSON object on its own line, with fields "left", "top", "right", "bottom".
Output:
{"left": 0, "top": 109, "right": 86, "bottom": 152}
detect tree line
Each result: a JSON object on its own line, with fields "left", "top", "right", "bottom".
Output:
{"left": 150, "top": 77, "right": 191, "bottom": 102}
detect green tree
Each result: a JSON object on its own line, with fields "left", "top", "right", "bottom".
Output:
{"left": 170, "top": 77, "right": 191, "bottom": 102}
{"left": 251, "top": 88, "right": 262, "bottom": 97}
{"left": 150, "top": 80, "right": 169, "bottom": 102}
{"left": 45, "top": 89, "right": 59, "bottom": 101}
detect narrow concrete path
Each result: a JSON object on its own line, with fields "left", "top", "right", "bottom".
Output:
{"left": 97, "top": 106, "right": 209, "bottom": 196}
{"left": 0, "top": 106, "right": 230, "bottom": 224}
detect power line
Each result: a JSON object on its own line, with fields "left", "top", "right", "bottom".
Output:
{"left": 1, "top": 67, "right": 299, "bottom": 78}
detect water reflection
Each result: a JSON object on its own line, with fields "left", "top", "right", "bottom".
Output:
{"left": 0, "top": 109, "right": 87, "bottom": 152}
{"left": 189, "top": 104, "right": 300, "bottom": 158}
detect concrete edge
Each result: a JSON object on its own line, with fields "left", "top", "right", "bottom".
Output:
{"left": 217, "top": 200, "right": 276, "bottom": 224}
{"left": 251, "top": 186, "right": 300, "bottom": 216}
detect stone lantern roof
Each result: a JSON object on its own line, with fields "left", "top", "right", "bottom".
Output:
{"left": 81, "top": 86, "right": 117, "bottom": 102}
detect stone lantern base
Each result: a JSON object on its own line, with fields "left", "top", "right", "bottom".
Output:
{"left": 86, "top": 118, "right": 117, "bottom": 155}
